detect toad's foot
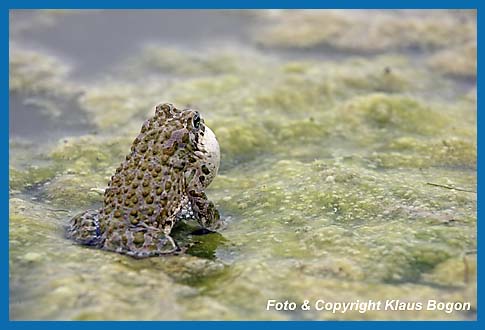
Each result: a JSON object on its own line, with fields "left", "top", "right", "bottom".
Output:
{"left": 102, "top": 227, "right": 182, "bottom": 258}
{"left": 67, "top": 209, "right": 104, "bottom": 247}
{"left": 188, "top": 192, "right": 220, "bottom": 229}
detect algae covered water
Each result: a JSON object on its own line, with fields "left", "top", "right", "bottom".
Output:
{"left": 9, "top": 10, "right": 476, "bottom": 320}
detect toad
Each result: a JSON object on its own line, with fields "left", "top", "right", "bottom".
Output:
{"left": 67, "top": 103, "right": 221, "bottom": 258}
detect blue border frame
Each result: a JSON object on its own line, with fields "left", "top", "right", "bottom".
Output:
{"left": 4, "top": 0, "right": 481, "bottom": 328}
{"left": 3, "top": 0, "right": 481, "bottom": 9}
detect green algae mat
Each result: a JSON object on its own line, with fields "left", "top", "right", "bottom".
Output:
{"left": 9, "top": 10, "right": 476, "bottom": 320}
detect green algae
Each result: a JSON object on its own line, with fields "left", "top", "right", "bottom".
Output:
{"left": 336, "top": 94, "right": 447, "bottom": 135}
{"left": 371, "top": 137, "right": 477, "bottom": 169}
{"left": 49, "top": 134, "right": 132, "bottom": 172}
{"left": 9, "top": 165, "right": 58, "bottom": 192}
{"left": 9, "top": 140, "right": 61, "bottom": 193}
{"left": 41, "top": 173, "right": 107, "bottom": 209}
{"left": 428, "top": 42, "right": 477, "bottom": 78}
{"left": 78, "top": 79, "right": 166, "bottom": 129}
{"left": 254, "top": 10, "right": 476, "bottom": 53}
{"left": 9, "top": 10, "right": 476, "bottom": 321}
{"left": 120, "top": 45, "right": 247, "bottom": 77}
{"left": 9, "top": 44, "right": 78, "bottom": 98}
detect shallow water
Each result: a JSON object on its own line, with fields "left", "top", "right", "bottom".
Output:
{"left": 9, "top": 10, "right": 476, "bottom": 320}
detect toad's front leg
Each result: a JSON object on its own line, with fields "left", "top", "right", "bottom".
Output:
{"left": 188, "top": 191, "right": 220, "bottom": 230}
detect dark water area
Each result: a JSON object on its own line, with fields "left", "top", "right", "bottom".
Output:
{"left": 9, "top": 92, "right": 92, "bottom": 140}
{"left": 11, "top": 10, "right": 255, "bottom": 79}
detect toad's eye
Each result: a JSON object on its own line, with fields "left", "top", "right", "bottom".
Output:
{"left": 193, "top": 113, "right": 201, "bottom": 129}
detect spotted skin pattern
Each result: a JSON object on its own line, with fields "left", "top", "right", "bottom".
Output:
{"left": 67, "top": 103, "right": 221, "bottom": 258}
